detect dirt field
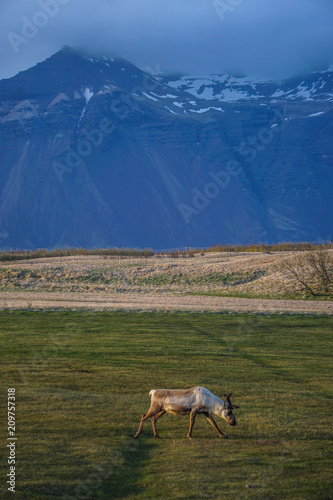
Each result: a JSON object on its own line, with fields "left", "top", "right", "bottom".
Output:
{"left": 0, "top": 251, "right": 332, "bottom": 313}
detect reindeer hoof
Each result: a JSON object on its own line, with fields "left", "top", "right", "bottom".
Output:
{"left": 223, "top": 435, "right": 229, "bottom": 439}
{"left": 134, "top": 434, "right": 139, "bottom": 439}
{"left": 154, "top": 435, "right": 160, "bottom": 439}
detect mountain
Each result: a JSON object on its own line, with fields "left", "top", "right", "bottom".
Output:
{"left": 0, "top": 46, "right": 332, "bottom": 249}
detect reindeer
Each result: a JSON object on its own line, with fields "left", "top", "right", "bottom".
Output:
{"left": 134, "top": 386, "right": 239, "bottom": 439}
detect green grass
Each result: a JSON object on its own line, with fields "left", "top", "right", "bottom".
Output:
{"left": 136, "top": 270, "right": 263, "bottom": 286}
{"left": 1, "top": 311, "right": 332, "bottom": 499}
{"left": 0, "top": 268, "right": 265, "bottom": 292}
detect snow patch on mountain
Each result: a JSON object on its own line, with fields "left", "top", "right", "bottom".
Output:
{"left": 190, "top": 106, "right": 224, "bottom": 113}
{"left": 152, "top": 92, "right": 177, "bottom": 99}
{"left": 143, "top": 92, "right": 158, "bottom": 101}
{"left": 164, "top": 106, "right": 177, "bottom": 115}
{"left": 83, "top": 88, "right": 94, "bottom": 103}
{"left": 166, "top": 69, "right": 333, "bottom": 103}
{"left": 77, "top": 88, "right": 94, "bottom": 130}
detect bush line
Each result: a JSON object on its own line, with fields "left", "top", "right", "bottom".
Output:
{"left": 0, "top": 242, "right": 331, "bottom": 262}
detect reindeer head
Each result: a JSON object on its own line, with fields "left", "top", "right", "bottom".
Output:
{"left": 221, "top": 393, "right": 239, "bottom": 426}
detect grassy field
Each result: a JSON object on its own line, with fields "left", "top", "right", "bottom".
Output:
{"left": 1, "top": 252, "right": 332, "bottom": 301}
{"left": 1, "top": 311, "right": 332, "bottom": 499}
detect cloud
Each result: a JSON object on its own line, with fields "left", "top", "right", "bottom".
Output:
{"left": 1, "top": 0, "right": 332, "bottom": 81}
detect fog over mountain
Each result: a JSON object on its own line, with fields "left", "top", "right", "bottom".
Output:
{"left": 1, "top": 0, "right": 333, "bottom": 81}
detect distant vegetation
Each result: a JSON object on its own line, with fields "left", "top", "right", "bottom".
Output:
{"left": 194, "top": 241, "right": 333, "bottom": 254}
{"left": 0, "top": 241, "right": 332, "bottom": 262}
{"left": 0, "top": 247, "right": 155, "bottom": 262}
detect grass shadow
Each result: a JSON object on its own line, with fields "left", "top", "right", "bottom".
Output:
{"left": 58, "top": 434, "right": 155, "bottom": 499}
{"left": 96, "top": 434, "right": 155, "bottom": 499}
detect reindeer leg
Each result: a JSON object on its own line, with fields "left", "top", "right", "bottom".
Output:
{"left": 187, "top": 409, "right": 198, "bottom": 439}
{"left": 203, "top": 412, "right": 228, "bottom": 438}
{"left": 151, "top": 410, "right": 165, "bottom": 438}
{"left": 134, "top": 408, "right": 157, "bottom": 439}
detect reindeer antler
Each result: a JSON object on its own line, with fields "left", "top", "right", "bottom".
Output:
{"left": 224, "top": 393, "right": 239, "bottom": 409}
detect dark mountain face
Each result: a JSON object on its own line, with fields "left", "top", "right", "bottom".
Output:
{"left": 0, "top": 46, "right": 332, "bottom": 249}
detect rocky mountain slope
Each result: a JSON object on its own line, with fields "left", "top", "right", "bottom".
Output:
{"left": 0, "top": 46, "right": 332, "bottom": 249}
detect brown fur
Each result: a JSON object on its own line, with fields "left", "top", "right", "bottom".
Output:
{"left": 134, "top": 386, "right": 237, "bottom": 439}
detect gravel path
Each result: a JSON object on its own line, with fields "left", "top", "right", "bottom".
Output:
{"left": 0, "top": 291, "right": 332, "bottom": 314}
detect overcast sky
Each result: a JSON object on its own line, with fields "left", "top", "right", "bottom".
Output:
{"left": 1, "top": 0, "right": 332, "bottom": 81}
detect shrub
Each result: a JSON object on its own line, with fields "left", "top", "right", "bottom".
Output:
{"left": 280, "top": 247, "right": 333, "bottom": 296}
